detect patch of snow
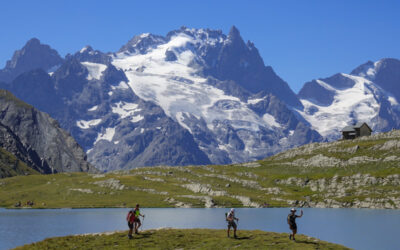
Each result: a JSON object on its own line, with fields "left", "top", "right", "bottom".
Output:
{"left": 81, "top": 62, "right": 107, "bottom": 80}
{"left": 111, "top": 101, "right": 143, "bottom": 123}
{"left": 316, "top": 79, "right": 337, "bottom": 92}
{"left": 47, "top": 64, "right": 61, "bottom": 76}
{"left": 111, "top": 81, "right": 130, "bottom": 90}
{"left": 76, "top": 119, "right": 102, "bottom": 129}
{"left": 218, "top": 144, "right": 228, "bottom": 152}
{"left": 131, "top": 115, "right": 143, "bottom": 123}
{"left": 388, "top": 96, "right": 399, "bottom": 106}
{"left": 88, "top": 105, "right": 98, "bottom": 112}
{"left": 247, "top": 98, "right": 264, "bottom": 105}
{"left": 175, "top": 112, "right": 192, "bottom": 133}
{"left": 262, "top": 113, "right": 280, "bottom": 127}
{"left": 95, "top": 127, "right": 115, "bottom": 144}
{"left": 80, "top": 46, "right": 89, "bottom": 53}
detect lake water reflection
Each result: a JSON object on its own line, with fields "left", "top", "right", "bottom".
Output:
{"left": 1, "top": 207, "right": 399, "bottom": 250}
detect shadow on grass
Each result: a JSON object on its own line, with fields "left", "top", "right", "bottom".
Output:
{"left": 234, "top": 236, "right": 251, "bottom": 240}
{"left": 133, "top": 232, "right": 152, "bottom": 239}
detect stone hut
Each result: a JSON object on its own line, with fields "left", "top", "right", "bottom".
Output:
{"left": 341, "top": 122, "right": 372, "bottom": 140}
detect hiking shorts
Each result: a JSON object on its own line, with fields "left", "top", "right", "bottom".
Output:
{"left": 128, "top": 222, "right": 134, "bottom": 230}
{"left": 134, "top": 218, "right": 141, "bottom": 223}
{"left": 289, "top": 223, "right": 297, "bottom": 231}
{"left": 228, "top": 221, "right": 237, "bottom": 228}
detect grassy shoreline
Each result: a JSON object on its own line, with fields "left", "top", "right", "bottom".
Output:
{"left": 14, "top": 228, "right": 350, "bottom": 250}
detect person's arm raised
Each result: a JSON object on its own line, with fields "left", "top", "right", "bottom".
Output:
{"left": 298, "top": 210, "right": 303, "bottom": 218}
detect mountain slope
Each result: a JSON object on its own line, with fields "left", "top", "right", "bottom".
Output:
{"left": 0, "top": 90, "right": 95, "bottom": 175}
{"left": 297, "top": 58, "right": 400, "bottom": 140}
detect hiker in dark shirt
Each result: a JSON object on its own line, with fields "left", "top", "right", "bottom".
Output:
{"left": 287, "top": 208, "right": 303, "bottom": 241}
{"left": 226, "top": 208, "right": 239, "bottom": 238}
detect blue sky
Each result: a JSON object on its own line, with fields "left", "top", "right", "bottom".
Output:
{"left": 0, "top": 0, "right": 399, "bottom": 92}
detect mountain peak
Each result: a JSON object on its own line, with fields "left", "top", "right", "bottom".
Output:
{"left": 228, "top": 25, "right": 241, "bottom": 39}
{"left": 80, "top": 45, "right": 93, "bottom": 53}
{"left": 350, "top": 60, "right": 375, "bottom": 77}
{"left": 25, "top": 37, "right": 41, "bottom": 46}
{"left": 0, "top": 38, "right": 63, "bottom": 83}
{"left": 118, "top": 33, "right": 166, "bottom": 54}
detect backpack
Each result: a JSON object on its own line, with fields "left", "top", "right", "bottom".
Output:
{"left": 127, "top": 210, "right": 134, "bottom": 222}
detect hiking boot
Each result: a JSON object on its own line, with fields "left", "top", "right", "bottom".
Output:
{"left": 289, "top": 234, "right": 292, "bottom": 240}
{"left": 234, "top": 235, "right": 238, "bottom": 239}
{"left": 128, "top": 234, "right": 133, "bottom": 239}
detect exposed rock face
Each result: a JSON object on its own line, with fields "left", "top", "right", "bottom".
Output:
{"left": 0, "top": 38, "right": 63, "bottom": 83}
{"left": 0, "top": 90, "right": 95, "bottom": 174}
{"left": 199, "top": 26, "right": 302, "bottom": 108}
{"left": 0, "top": 122, "right": 52, "bottom": 174}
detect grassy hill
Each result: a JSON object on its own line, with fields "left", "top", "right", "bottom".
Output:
{"left": 1, "top": 130, "right": 400, "bottom": 209}
{"left": 14, "top": 229, "right": 349, "bottom": 250}
{"left": 0, "top": 147, "right": 38, "bottom": 178}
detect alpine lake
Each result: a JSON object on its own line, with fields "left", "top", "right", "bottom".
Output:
{"left": 1, "top": 207, "right": 399, "bottom": 250}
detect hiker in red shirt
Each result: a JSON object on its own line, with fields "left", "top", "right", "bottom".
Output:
{"left": 126, "top": 204, "right": 145, "bottom": 239}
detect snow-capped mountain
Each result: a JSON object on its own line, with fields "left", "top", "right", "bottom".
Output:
{"left": 0, "top": 26, "right": 324, "bottom": 170}
{"left": 297, "top": 58, "right": 400, "bottom": 140}
{"left": 108, "top": 26, "right": 320, "bottom": 166}
{"left": 3, "top": 27, "right": 400, "bottom": 171}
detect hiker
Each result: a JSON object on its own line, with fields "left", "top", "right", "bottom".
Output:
{"left": 133, "top": 204, "right": 145, "bottom": 234}
{"left": 287, "top": 208, "right": 303, "bottom": 241}
{"left": 126, "top": 208, "right": 135, "bottom": 239}
{"left": 126, "top": 204, "right": 145, "bottom": 239}
{"left": 226, "top": 208, "right": 239, "bottom": 238}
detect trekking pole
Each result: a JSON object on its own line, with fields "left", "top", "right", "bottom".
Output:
{"left": 141, "top": 215, "right": 145, "bottom": 231}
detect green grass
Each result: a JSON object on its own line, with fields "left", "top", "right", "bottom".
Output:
{"left": 14, "top": 229, "right": 349, "bottom": 250}
{"left": 0, "top": 147, "right": 38, "bottom": 178}
{"left": 0, "top": 89, "right": 33, "bottom": 110}
{"left": 1, "top": 130, "right": 400, "bottom": 209}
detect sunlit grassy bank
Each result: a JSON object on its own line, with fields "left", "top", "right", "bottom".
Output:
{"left": 14, "top": 229, "right": 349, "bottom": 250}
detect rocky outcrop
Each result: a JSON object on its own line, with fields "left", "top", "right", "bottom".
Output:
{"left": 276, "top": 174, "right": 400, "bottom": 208}
{"left": 0, "top": 90, "right": 95, "bottom": 174}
